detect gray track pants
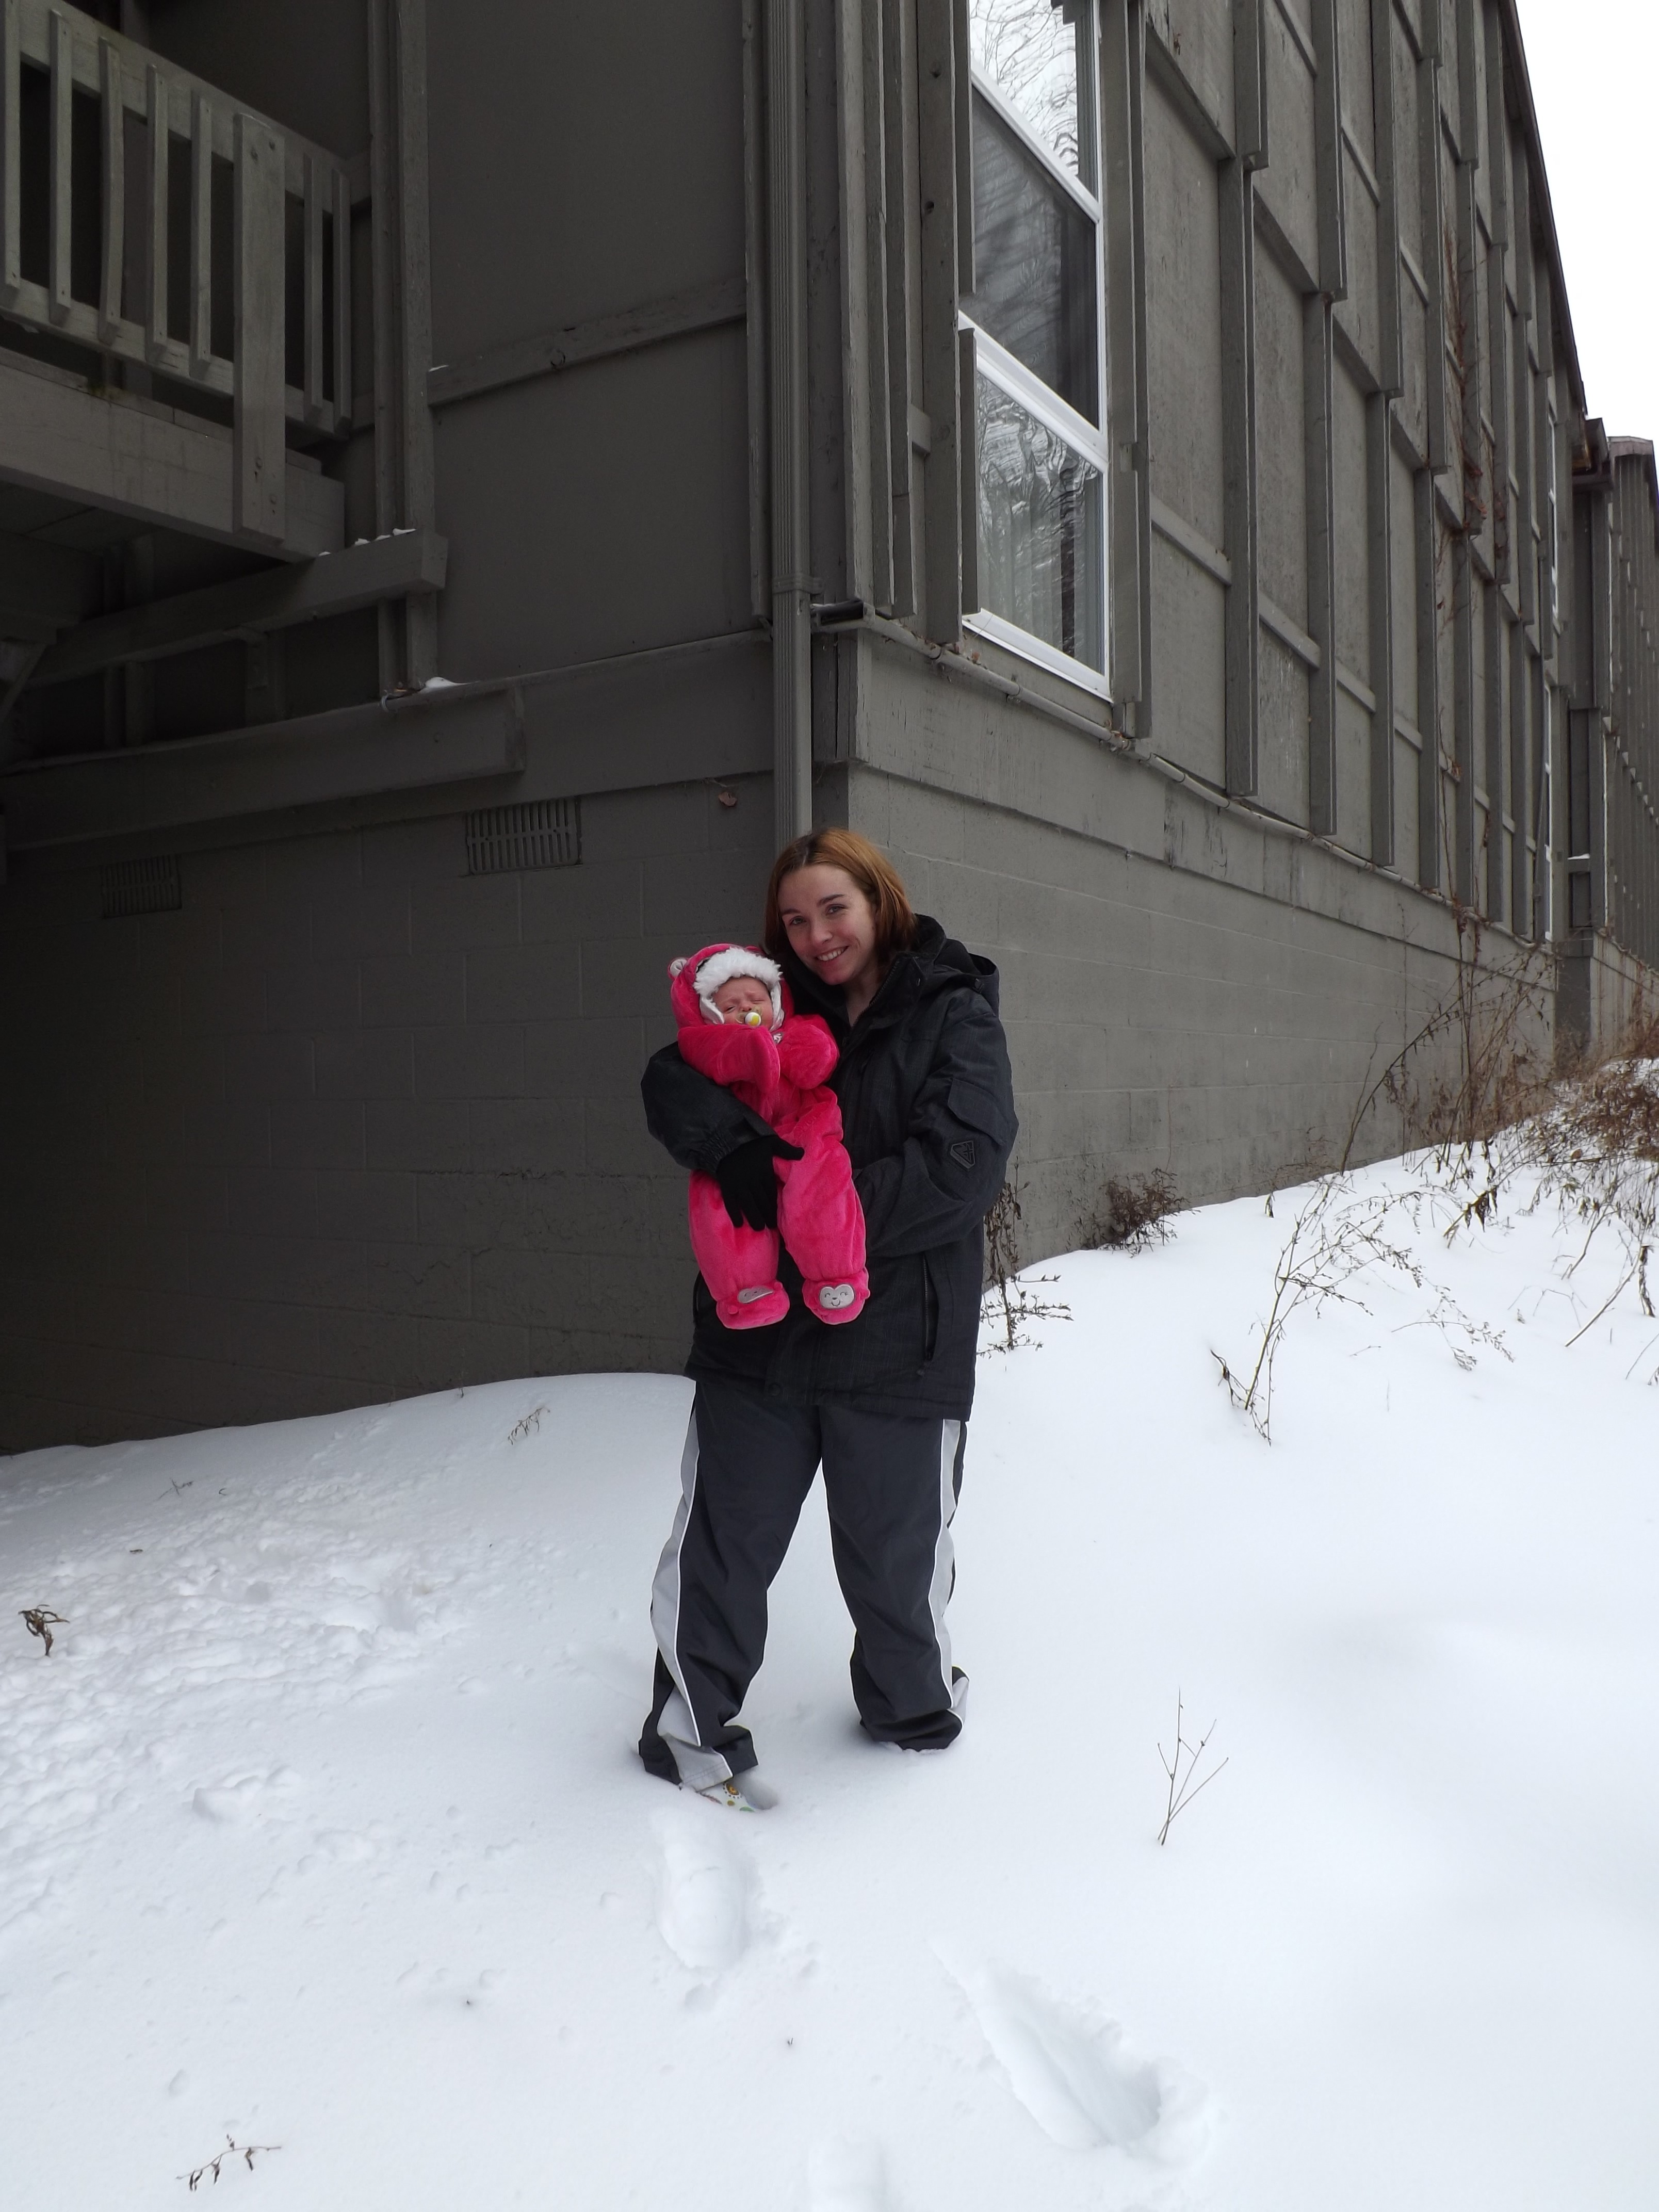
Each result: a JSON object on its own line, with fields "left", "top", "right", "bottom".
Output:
{"left": 639, "top": 1379, "right": 968, "bottom": 1787}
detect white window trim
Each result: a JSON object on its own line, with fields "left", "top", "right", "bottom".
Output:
{"left": 968, "top": 66, "right": 1101, "bottom": 222}
{"left": 964, "top": 3, "right": 1113, "bottom": 705}
{"left": 969, "top": 322, "right": 1108, "bottom": 469}
{"left": 965, "top": 607, "right": 1115, "bottom": 700}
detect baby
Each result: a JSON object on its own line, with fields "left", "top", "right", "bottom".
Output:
{"left": 668, "top": 943, "right": 869, "bottom": 1328}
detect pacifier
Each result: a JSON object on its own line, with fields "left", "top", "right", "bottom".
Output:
{"left": 742, "top": 1009, "right": 763, "bottom": 1026}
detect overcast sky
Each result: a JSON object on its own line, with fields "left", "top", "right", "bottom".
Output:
{"left": 1516, "top": 0, "right": 1659, "bottom": 437}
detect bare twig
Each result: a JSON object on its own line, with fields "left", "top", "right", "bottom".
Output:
{"left": 980, "top": 1182, "right": 1070, "bottom": 1354}
{"left": 1157, "top": 1693, "right": 1229, "bottom": 1845}
{"left": 182, "top": 2137, "right": 281, "bottom": 2190}
{"left": 507, "top": 1404, "right": 549, "bottom": 1444}
{"left": 19, "top": 1607, "right": 68, "bottom": 1657}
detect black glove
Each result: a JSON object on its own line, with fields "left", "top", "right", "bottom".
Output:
{"left": 713, "top": 1134, "right": 805, "bottom": 1231}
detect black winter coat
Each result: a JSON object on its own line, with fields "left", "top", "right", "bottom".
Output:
{"left": 641, "top": 916, "right": 1017, "bottom": 1418}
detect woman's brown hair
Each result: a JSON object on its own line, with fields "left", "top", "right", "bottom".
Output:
{"left": 763, "top": 829, "right": 920, "bottom": 965}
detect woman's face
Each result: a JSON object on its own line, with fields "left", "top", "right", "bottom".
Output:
{"left": 777, "top": 866, "right": 880, "bottom": 995}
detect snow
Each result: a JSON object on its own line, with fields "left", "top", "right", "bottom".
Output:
{"left": 4, "top": 1149, "right": 1658, "bottom": 2210}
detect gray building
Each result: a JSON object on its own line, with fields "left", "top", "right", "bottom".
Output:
{"left": 0, "top": 0, "right": 1654, "bottom": 1448}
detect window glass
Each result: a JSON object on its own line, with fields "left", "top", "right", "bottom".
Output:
{"left": 977, "top": 373, "right": 1104, "bottom": 673}
{"left": 968, "top": 91, "right": 1098, "bottom": 425}
{"left": 969, "top": 0, "right": 1094, "bottom": 187}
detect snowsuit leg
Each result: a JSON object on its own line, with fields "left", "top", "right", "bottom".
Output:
{"left": 686, "top": 1170, "right": 789, "bottom": 1330}
{"left": 639, "top": 1381, "right": 968, "bottom": 1786}
{"left": 774, "top": 1094, "right": 869, "bottom": 1325}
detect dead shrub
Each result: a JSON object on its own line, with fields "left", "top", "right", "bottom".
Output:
{"left": 1083, "top": 1169, "right": 1180, "bottom": 1254}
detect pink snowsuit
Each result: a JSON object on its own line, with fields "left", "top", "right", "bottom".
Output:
{"left": 669, "top": 944, "right": 869, "bottom": 1329}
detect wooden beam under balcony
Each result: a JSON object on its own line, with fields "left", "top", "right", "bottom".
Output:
{"left": 0, "top": 353, "right": 343, "bottom": 559}
{"left": 0, "top": 530, "right": 101, "bottom": 638}
{"left": 29, "top": 529, "right": 447, "bottom": 688}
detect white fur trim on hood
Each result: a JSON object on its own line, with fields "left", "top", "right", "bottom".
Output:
{"left": 690, "top": 945, "right": 783, "bottom": 1027}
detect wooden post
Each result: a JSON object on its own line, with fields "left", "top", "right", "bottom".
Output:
{"left": 48, "top": 7, "right": 71, "bottom": 325}
{"left": 1, "top": 0, "right": 20, "bottom": 302}
{"left": 232, "top": 109, "right": 287, "bottom": 547}
{"left": 99, "top": 39, "right": 125, "bottom": 344}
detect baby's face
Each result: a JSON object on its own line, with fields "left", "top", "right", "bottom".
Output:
{"left": 712, "top": 976, "right": 774, "bottom": 1026}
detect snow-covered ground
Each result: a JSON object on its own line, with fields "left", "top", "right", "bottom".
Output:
{"left": 4, "top": 1150, "right": 1658, "bottom": 2211}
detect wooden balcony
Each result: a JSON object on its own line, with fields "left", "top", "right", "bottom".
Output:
{"left": 0, "top": 0, "right": 354, "bottom": 557}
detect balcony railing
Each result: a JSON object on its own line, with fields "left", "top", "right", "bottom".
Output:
{"left": 0, "top": 0, "right": 353, "bottom": 548}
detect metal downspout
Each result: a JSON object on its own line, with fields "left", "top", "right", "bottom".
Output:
{"left": 766, "top": 0, "right": 812, "bottom": 847}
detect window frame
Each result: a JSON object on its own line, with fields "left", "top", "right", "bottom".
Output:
{"left": 960, "top": 0, "right": 1112, "bottom": 701}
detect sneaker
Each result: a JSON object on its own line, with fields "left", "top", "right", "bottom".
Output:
{"left": 692, "top": 1768, "right": 777, "bottom": 1812}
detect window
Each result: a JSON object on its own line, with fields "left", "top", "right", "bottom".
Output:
{"left": 962, "top": 0, "right": 1108, "bottom": 692}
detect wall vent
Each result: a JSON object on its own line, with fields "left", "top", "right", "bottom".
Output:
{"left": 100, "top": 854, "right": 182, "bottom": 919}
{"left": 465, "top": 797, "right": 581, "bottom": 874}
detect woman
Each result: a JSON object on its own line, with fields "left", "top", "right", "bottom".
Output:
{"left": 638, "top": 828, "right": 1017, "bottom": 1806}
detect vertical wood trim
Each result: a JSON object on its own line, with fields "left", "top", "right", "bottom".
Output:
{"left": 1484, "top": 584, "right": 1506, "bottom": 922}
{"left": 1588, "top": 486, "right": 1611, "bottom": 926}
{"left": 741, "top": 0, "right": 770, "bottom": 624}
{"left": 1453, "top": 0, "right": 1479, "bottom": 161}
{"left": 1235, "top": 0, "right": 1268, "bottom": 167}
{"left": 766, "top": 0, "right": 812, "bottom": 842}
{"left": 145, "top": 64, "right": 166, "bottom": 355}
{"left": 1451, "top": 532, "right": 1475, "bottom": 901}
{"left": 860, "top": 0, "right": 894, "bottom": 614}
{"left": 1414, "top": 464, "right": 1441, "bottom": 886}
{"left": 0, "top": 0, "right": 18, "bottom": 299}
{"left": 1102, "top": 0, "right": 1143, "bottom": 710}
{"left": 189, "top": 90, "right": 212, "bottom": 373}
{"left": 882, "top": 0, "right": 917, "bottom": 620}
{"left": 1221, "top": 157, "right": 1259, "bottom": 795}
{"left": 1508, "top": 617, "right": 1529, "bottom": 931}
{"left": 1306, "top": 297, "right": 1338, "bottom": 835}
{"left": 952, "top": 0, "right": 973, "bottom": 295}
{"left": 98, "top": 38, "right": 124, "bottom": 341}
{"left": 1370, "top": 0, "right": 1402, "bottom": 393}
{"left": 836, "top": 0, "right": 875, "bottom": 610}
{"left": 1128, "top": 0, "right": 1151, "bottom": 731}
{"left": 1367, "top": 389, "right": 1396, "bottom": 866}
{"left": 1311, "top": 0, "right": 1346, "bottom": 299}
{"left": 393, "top": 0, "right": 436, "bottom": 684}
{"left": 916, "top": 0, "right": 963, "bottom": 644}
{"left": 331, "top": 165, "right": 352, "bottom": 430}
{"left": 48, "top": 7, "right": 71, "bottom": 324}
{"left": 368, "top": 0, "right": 400, "bottom": 685}
{"left": 1419, "top": 47, "right": 1447, "bottom": 472}
{"left": 232, "top": 110, "right": 286, "bottom": 546}
{"left": 1510, "top": 123, "right": 1533, "bottom": 321}
{"left": 958, "top": 323, "right": 978, "bottom": 615}
{"left": 303, "top": 152, "right": 326, "bottom": 425}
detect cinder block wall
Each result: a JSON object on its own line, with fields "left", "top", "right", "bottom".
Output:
{"left": 0, "top": 779, "right": 771, "bottom": 1450}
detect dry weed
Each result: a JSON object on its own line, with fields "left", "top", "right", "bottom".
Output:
{"left": 1084, "top": 1169, "right": 1181, "bottom": 1253}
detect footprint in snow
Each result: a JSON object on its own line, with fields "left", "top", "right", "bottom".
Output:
{"left": 940, "top": 1954, "right": 1207, "bottom": 2160}
{"left": 806, "top": 2137, "right": 890, "bottom": 2210}
{"left": 652, "top": 1798, "right": 753, "bottom": 1976}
